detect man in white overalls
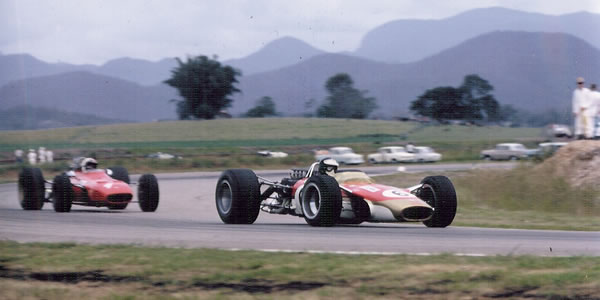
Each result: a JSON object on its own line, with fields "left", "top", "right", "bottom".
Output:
{"left": 589, "top": 84, "right": 600, "bottom": 139}
{"left": 572, "top": 77, "right": 593, "bottom": 139}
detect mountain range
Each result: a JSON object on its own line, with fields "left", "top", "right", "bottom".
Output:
{"left": 231, "top": 31, "right": 600, "bottom": 118}
{"left": 1, "top": 7, "right": 600, "bottom": 127}
{"left": 0, "top": 71, "right": 177, "bottom": 122}
{"left": 355, "top": 7, "right": 600, "bottom": 63}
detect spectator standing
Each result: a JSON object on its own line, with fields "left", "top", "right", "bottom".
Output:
{"left": 14, "top": 149, "right": 24, "bottom": 163}
{"left": 38, "top": 147, "right": 46, "bottom": 164}
{"left": 27, "top": 149, "right": 37, "bottom": 165}
{"left": 572, "top": 77, "right": 593, "bottom": 139}
{"left": 46, "top": 150, "right": 54, "bottom": 163}
{"left": 590, "top": 84, "right": 600, "bottom": 139}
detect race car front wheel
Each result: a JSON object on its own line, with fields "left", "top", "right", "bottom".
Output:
{"left": 138, "top": 174, "right": 159, "bottom": 212}
{"left": 215, "top": 169, "right": 260, "bottom": 224}
{"left": 418, "top": 176, "right": 457, "bottom": 228}
{"left": 18, "top": 167, "right": 45, "bottom": 210}
{"left": 52, "top": 174, "right": 73, "bottom": 212}
{"left": 301, "top": 175, "right": 342, "bottom": 227}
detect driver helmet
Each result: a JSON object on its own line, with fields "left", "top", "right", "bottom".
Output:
{"left": 80, "top": 157, "right": 98, "bottom": 171}
{"left": 318, "top": 158, "right": 339, "bottom": 175}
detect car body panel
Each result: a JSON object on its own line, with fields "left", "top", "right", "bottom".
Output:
{"left": 290, "top": 170, "right": 432, "bottom": 222}
{"left": 67, "top": 170, "right": 133, "bottom": 205}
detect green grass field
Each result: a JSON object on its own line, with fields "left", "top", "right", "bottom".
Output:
{"left": 0, "top": 118, "right": 543, "bottom": 175}
{"left": 0, "top": 118, "right": 542, "bottom": 151}
{"left": 0, "top": 241, "right": 598, "bottom": 299}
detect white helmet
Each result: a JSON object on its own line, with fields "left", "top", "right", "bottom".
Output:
{"left": 318, "top": 158, "right": 339, "bottom": 175}
{"left": 80, "top": 157, "right": 98, "bottom": 171}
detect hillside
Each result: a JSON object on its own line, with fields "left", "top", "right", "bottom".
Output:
{"left": 0, "top": 53, "right": 176, "bottom": 87}
{"left": 0, "top": 37, "right": 324, "bottom": 87}
{"left": 0, "top": 71, "right": 177, "bottom": 122}
{"left": 231, "top": 31, "right": 600, "bottom": 118}
{"left": 355, "top": 7, "right": 600, "bottom": 63}
{"left": 94, "top": 57, "right": 177, "bottom": 85}
{"left": 224, "top": 36, "right": 325, "bottom": 75}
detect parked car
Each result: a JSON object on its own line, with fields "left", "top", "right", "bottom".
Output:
{"left": 410, "top": 146, "right": 442, "bottom": 162}
{"left": 314, "top": 147, "right": 364, "bottom": 165}
{"left": 545, "top": 124, "right": 572, "bottom": 138}
{"left": 367, "top": 146, "right": 414, "bottom": 163}
{"left": 257, "top": 150, "right": 288, "bottom": 158}
{"left": 537, "top": 142, "right": 568, "bottom": 157}
{"left": 480, "top": 143, "right": 538, "bottom": 160}
{"left": 146, "top": 152, "right": 178, "bottom": 159}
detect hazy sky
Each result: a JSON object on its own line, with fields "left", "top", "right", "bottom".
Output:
{"left": 1, "top": 0, "right": 599, "bottom": 65}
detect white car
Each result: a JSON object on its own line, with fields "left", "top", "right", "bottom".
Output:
{"left": 146, "top": 152, "right": 178, "bottom": 159}
{"left": 480, "top": 143, "right": 538, "bottom": 160}
{"left": 537, "top": 142, "right": 568, "bottom": 156}
{"left": 257, "top": 150, "right": 288, "bottom": 158}
{"left": 410, "top": 146, "right": 442, "bottom": 162}
{"left": 315, "top": 147, "right": 364, "bottom": 165}
{"left": 367, "top": 146, "right": 415, "bottom": 163}
{"left": 545, "top": 124, "right": 572, "bottom": 138}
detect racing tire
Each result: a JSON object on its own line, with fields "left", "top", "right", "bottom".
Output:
{"left": 300, "top": 175, "right": 342, "bottom": 227}
{"left": 107, "top": 166, "right": 130, "bottom": 184}
{"left": 18, "top": 167, "right": 45, "bottom": 210}
{"left": 52, "top": 174, "right": 73, "bottom": 213}
{"left": 138, "top": 174, "right": 159, "bottom": 212}
{"left": 108, "top": 203, "right": 128, "bottom": 210}
{"left": 418, "top": 176, "right": 457, "bottom": 228}
{"left": 215, "top": 169, "right": 261, "bottom": 224}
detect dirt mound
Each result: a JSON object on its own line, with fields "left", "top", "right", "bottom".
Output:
{"left": 536, "top": 140, "right": 600, "bottom": 187}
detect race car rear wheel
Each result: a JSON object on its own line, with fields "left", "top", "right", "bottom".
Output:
{"left": 107, "top": 166, "right": 130, "bottom": 184}
{"left": 138, "top": 174, "right": 159, "bottom": 212}
{"left": 18, "top": 167, "right": 45, "bottom": 210}
{"left": 300, "top": 175, "right": 342, "bottom": 227}
{"left": 215, "top": 169, "right": 260, "bottom": 224}
{"left": 418, "top": 176, "right": 457, "bottom": 228}
{"left": 52, "top": 174, "right": 73, "bottom": 213}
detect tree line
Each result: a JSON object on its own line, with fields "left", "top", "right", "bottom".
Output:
{"left": 165, "top": 55, "right": 542, "bottom": 125}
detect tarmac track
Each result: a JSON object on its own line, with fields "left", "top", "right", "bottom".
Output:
{"left": 1, "top": 163, "right": 598, "bottom": 256}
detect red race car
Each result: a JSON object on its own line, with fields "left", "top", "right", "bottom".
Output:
{"left": 216, "top": 158, "right": 457, "bottom": 227}
{"left": 18, "top": 157, "right": 159, "bottom": 212}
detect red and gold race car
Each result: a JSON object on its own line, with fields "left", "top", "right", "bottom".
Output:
{"left": 18, "top": 157, "right": 159, "bottom": 213}
{"left": 215, "top": 158, "right": 457, "bottom": 227}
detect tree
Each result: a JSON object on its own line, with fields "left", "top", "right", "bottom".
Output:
{"left": 165, "top": 55, "right": 241, "bottom": 119}
{"left": 244, "top": 96, "right": 278, "bottom": 117}
{"left": 410, "top": 74, "right": 502, "bottom": 122}
{"left": 317, "top": 73, "right": 377, "bottom": 119}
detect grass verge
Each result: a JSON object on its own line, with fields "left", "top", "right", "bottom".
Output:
{"left": 0, "top": 241, "right": 598, "bottom": 299}
{"left": 376, "top": 166, "right": 600, "bottom": 231}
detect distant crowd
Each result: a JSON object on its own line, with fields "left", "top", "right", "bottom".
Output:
{"left": 14, "top": 147, "right": 54, "bottom": 165}
{"left": 572, "top": 77, "right": 600, "bottom": 140}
